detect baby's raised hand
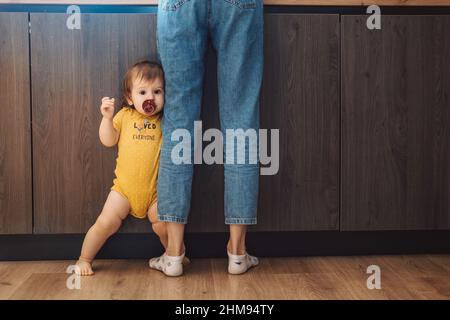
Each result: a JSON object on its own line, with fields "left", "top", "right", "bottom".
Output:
{"left": 100, "top": 97, "right": 115, "bottom": 120}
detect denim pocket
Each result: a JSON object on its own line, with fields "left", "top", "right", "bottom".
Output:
{"left": 160, "top": 0, "right": 191, "bottom": 11}
{"left": 223, "top": 0, "right": 257, "bottom": 9}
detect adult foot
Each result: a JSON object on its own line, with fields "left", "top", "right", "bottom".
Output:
{"left": 227, "top": 251, "right": 259, "bottom": 275}
{"left": 149, "top": 252, "right": 185, "bottom": 277}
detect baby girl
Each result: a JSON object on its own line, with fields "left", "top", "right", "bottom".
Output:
{"left": 75, "top": 60, "right": 187, "bottom": 276}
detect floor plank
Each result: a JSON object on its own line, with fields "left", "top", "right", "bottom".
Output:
{"left": 1, "top": 255, "right": 449, "bottom": 300}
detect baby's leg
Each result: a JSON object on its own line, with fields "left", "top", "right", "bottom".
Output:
{"left": 147, "top": 202, "right": 168, "bottom": 249}
{"left": 76, "top": 190, "right": 130, "bottom": 275}
{"left": 147, "top": 203, "right": 189, "bottom": 265}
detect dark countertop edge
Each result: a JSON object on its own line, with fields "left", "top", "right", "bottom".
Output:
{"left": 1, "top": 4, "right": 450, "bottom": 14}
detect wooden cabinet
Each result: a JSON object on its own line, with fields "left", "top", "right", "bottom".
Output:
{"left": 341, "top": 15, "right": 450, "bottom": 230}
{"left": 257, "top": 14, "right": 340, "bottom": 231}
{"left": 0, "top": 13, "right": 32, "bottom": 234}
{"left": 2, "top": 10, "right": 449, "bottom": 236}
{"left": 30, "top": 13, "right": 157, "bottom": 233}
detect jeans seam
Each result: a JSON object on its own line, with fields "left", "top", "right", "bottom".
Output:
{"left": 161, "top": 0, "right": 191, "bottom": 11}
{"left": 223, "top": 0, "right": 257, "bottom": 10}
{"left": 158, "top": 214, "right": 188, "bottom": 224}
{"left": 225, "top": 218, "right": 257, "bottom": 225}
{"left": 207, "top": 0, "right": 211, "bottom": 27}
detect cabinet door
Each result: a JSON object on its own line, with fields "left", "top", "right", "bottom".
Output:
{"left": 256, "top": 14, "right": 340, "bottom": 231}
{"left": 341, "top": 15, "right": 450, "bottom": 230}
{"left": 31, "top": 13, "right": 157, "bottom": 233}
{"left": 0, "top": 13, "right": 32, "bottom": 234}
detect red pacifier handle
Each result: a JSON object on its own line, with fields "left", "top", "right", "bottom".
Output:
{"left": 142, "top": 99, "right": 156, "bottom": 115}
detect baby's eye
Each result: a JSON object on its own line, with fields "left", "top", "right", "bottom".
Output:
{"left": 154, "top": 89, "right": 162, "bottom": 95}
{"left": 139, "top": 90, "right": 146, "bottom": 95}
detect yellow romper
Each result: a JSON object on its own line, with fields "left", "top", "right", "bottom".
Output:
{"left": 111, "top": 107, "right": 162, "bottom": 219}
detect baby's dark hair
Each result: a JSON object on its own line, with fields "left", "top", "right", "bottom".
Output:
{"left": 121, "top": 60, "right": 164, "bottom": 109}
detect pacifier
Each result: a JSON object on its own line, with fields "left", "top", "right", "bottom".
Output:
{"left": 142, "top": 99, "right": 156, "bottom": 115}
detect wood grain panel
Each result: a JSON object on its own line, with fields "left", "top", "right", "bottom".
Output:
{"left": 0, "top": 12, "right": 32, "bottom": 234}
{"left": 256, "top": 14, "right": 340, "bottom": 231}
{"left": 341, "top": 15, "right": 450, "bottom": 230}
{"left": 31, "top": 13, "right": 157, "bottom": 233}
{"left": 3, "top": 255, "right": 449, "bottom": 299}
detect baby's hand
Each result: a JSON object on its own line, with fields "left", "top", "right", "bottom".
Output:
{"left": 100, "top": 97, "right": 115, "bottom": 120}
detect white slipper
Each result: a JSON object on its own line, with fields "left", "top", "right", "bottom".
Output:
{"left": 227, "top": 251, "right": 259, "bottom": 275}
{"left": 149, "top": 252, "right": 185, "bottom": 277}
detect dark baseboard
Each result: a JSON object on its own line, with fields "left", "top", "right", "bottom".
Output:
{"left": 0, "top": 231, "right": 449, "bottom": 261}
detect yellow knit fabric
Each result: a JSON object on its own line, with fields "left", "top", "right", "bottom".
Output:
{"left": 110, "top": 107, "right": 162, "bottom": 219}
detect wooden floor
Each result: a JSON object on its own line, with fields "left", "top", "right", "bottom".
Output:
{"left": 0, "top": 255, "right": 449, "bottom": 299}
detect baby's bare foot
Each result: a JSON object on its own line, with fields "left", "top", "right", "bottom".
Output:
{"left": 75, "top": 259, "right": 94, "bottom": 276}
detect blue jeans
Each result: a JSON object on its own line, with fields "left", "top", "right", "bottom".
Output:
{"left": 156, "top": 0, "right": 263, "bottom": 225}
